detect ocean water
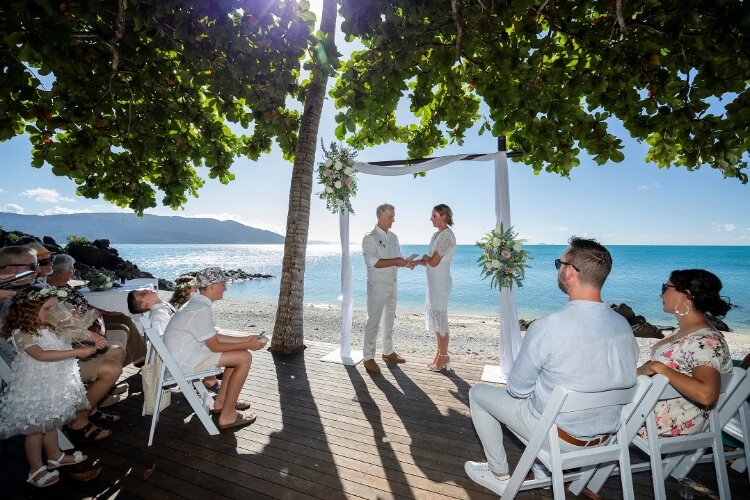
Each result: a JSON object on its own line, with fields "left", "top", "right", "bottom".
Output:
{"left": 115, "top": 244, "right": 750, "bottom": 331}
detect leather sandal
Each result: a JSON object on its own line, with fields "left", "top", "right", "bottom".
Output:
{"left": 47, "top": 450, "right": 87, "bottom": 470}
{"left": 218, "top": 411, "right": 257, "bottom": 431}
{"left": 65, "top": 422, "right": 111, "bottom": 443}
{"left": 211, "top": 399, "right": 251, "bottom": 414}
{"left": 27, "top": 466, "right": 59, "bottom": 488}
{"left": 89, "top": 409, "right": 121, "bottom": 424}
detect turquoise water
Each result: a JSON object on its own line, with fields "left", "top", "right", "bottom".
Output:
{"left": 115, "top": 244, "right": 750, "bottom": 331}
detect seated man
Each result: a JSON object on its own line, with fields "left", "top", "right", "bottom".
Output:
{"left": 465, "top": 237, "right": 639, "bottom": 495}
{"left": 23, "top": 240, "right": 55, "bottom": 286}
{"left": 128, "top": 286, "right": 220, "bottom": 393}
{"left": 163, "top": 267, "right": 266, "bottom": 431}
{"left": 0, "top": 246, "right": 41, "bottom": 328}
{"left": 49, "top": 254, "right": 146, "bottom": 366}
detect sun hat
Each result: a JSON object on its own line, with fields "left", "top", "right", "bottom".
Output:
{"left": 24, "top": 241, "right": 54, "bottom": 260}
{"left": 195, "top": 267, "right": 228, "bottom": 287}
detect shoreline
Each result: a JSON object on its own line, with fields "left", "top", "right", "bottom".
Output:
{"left": 203, "top": 296, "right": 750, "bottom": 366}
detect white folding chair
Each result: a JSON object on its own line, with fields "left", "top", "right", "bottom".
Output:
{"left": 502, "top": 376, "right": 657, "bottom": 500}
{"left": 628, "top": 367, "right": 746, "bottom": 500}
{"left": 669, "top": 367, "right": 750, "bottom": 483}
{"left": 0, "top": 339, "right": 74, "bottom": 450}
{"left": 141, "top": 325, "right": 222, "bottom": 446}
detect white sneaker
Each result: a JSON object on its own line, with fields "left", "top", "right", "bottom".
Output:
{"left": 464, "top": 461, "right": 510, "bottom": 495}
{"left": 531, "top": 462, "right": 551, "bottom": 489}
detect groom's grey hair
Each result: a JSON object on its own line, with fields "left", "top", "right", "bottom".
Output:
{"left": 376, "top": 203, "right": 394, "bottom": 217}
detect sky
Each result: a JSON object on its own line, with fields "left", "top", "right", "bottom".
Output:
{"left": 2, "top": 4, "right": 749, "bottom": 246}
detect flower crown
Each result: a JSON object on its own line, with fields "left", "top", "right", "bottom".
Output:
{"left": 176, "top": 277, "right": 197, "bottom": 290}
{"left": 15, "top": 287, "right": 68, "bottom": 305}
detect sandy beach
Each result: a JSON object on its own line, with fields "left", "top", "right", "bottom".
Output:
{"left": 204, "top": 296, "right": 750, "bottom": 366}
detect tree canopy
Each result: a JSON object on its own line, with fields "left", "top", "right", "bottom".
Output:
{"left": 1, "top": 0, "right": 315, "bottom": 213}
{"left": 333, "top": 0, "right": 749, "bottom": 182}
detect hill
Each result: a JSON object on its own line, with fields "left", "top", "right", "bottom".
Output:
{"left": 0, "top": 213, "right": 284, "bottom": 244}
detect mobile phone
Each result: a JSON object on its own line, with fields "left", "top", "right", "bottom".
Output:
{"left": 406, "top": 253, "right": 419, "bottom": 261}
{"left": 0, "top": 270, "right": 36, "bottom": 289}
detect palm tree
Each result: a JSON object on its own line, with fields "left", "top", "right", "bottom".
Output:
{"left": 270, "top": 0, "right": 337, "bottom": 354}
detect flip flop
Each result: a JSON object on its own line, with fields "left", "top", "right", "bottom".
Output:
{"left": 211, "top": 400, "right": 252, "bottom": 415}
{"left": 218, "top": 412, "right": 257, "bottom": 431}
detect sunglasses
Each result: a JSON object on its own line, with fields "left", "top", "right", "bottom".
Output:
{"left": 661, "top": 283, "right": 677, "bottom": 294}
{"left": 0, "top": 262, "right": 40, "bottom": 271}
{"left": 554, "top": 259, "right": 580, "bottom": 272}
{"left": 37, "top": 258, "right": 53, "bottom": 266}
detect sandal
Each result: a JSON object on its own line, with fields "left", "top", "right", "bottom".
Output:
{"left": 47, "top": 450, "right": 87, "bottom": 470}
{"left": 89, "top": 409, "right": 121, "bottom": 424}
{"left": 65, "top": 422, "right": 111, "bottom": 443}
{"left": 211, "top": 399, "right": 251, "bottom": 414}
{"left": 218, "top": 411, "right": 257, "bottom": 431}
{"left": 205, "top": 382, "right": 220, "bottom": 394}
{"left": 27, "top": 465, "right": 59, "bottom": 488}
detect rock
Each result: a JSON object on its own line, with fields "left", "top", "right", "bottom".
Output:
{"left": 519, "top": 319, "right": 534, "bottom": 331}
{"left": 64, "top": 240, "right": 153, "bottom": 282}
{"left": 632, "top": 322, "right": 664, "bottom": 339}
{"left": 612, "top": 303, "right": 636, "bottom": 322}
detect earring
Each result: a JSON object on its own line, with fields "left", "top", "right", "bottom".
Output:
{"left": 674, "top": 300, "right": 691, "bottom": 317}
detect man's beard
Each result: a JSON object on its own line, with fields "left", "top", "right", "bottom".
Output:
{"left": 557, "top": 271, "right": 568, "bottom": 294}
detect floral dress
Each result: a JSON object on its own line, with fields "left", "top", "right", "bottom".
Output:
{"left": 424, "top": 227, "right": 457, "bottom": 335}
{"left": 647, "top": 327, "right": 731, "bottom": 436}
{"left": 0, "top": 329, "right": 89, "bottom": 437}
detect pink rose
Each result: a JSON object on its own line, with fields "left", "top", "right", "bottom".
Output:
{"left": 344, "top": 177, "right": 352, "bottom": 186}
{"left": 507, "top": 267, "right": 515, "bottom": 274}
{"left": 325, "top": 169, "right": 333, "bottom": 177}
{"left": 664, "top": 350, "right": 673, "bottom": 357}
{"left": 684, "top": 420, "right": 694, "bottom": 428}
{"left": 703, "top": 337, "right": 717, "bottom": 348}
{"left": 670, "top": 428, "right": 681, "bottom": 436}
{"left": 501, "top": 250, "right": 511, "bottom": 259}
{"left": 666, "top": 361, "right": 679, "bottom": 369}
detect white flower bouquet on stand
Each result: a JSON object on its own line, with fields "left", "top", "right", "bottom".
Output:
{"left": 316, "top": 141, "right": 358, "bottom": 214}
{"left": 477, "top": 224, "right": 531, "bottom": 289}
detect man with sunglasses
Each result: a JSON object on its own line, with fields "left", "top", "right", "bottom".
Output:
{"left": 24, "top": 241, "right": 56, "bottom": 286}
{"left": 0, "top": 246, "right": 41, "bottom": 327}
{"left": 465, "top": 237, "right": 639, "bottom": 496}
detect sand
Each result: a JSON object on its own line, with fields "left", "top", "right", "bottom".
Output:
{"left": 204, "top": 296, "right": 750, "bottom": 366}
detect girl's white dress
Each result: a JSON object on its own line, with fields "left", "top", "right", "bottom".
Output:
{"left": 425, "top": 227, "right": 457, "bottom": 334}
{"left": 0, "top": 328, "right": 89, "bottom": 437}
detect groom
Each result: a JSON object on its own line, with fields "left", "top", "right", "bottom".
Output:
{"left": 361, "top": 203, "right": 414, "bottom": 375}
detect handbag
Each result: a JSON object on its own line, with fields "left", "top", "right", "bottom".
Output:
{"left": 142, "top": 356, "right": 171, "bottom": 415}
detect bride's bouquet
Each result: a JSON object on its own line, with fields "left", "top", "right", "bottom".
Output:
{"left": 46, "top": 302, "right": 100, "bottom": 347}
{"left": 317, "top": 141, "right": 358, "bottom": 214}
{"left": 477, "top": 224, "right": 531, "bottom": 289}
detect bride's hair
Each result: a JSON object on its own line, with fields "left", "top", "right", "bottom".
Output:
{"left": 433, "top": 204, "right": 453, "bottom": 226}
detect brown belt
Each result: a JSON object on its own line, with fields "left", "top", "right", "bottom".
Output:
{"left": 557, "top": 428, "right": 610, "bottom": 447}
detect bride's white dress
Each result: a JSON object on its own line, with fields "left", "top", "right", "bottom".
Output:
{"left": 425, "top": 227, "right": 457, "bottom": 334}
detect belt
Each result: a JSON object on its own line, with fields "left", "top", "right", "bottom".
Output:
{"left": 557, "top": 428, "right": 610, "bottom": 447}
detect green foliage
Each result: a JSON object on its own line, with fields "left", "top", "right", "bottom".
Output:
{"left": 65, "top": 234, "right": 89, "bottom": 246}
{"left": 334, "top": 0, "right": 749, "bottom": 182}
{"left": 83, "top": 268, "right": 117, "bottom": 291}
{"left": 476, "top": 225, "right": 531, "bottom": 289}
{"left": 0, "top": 0, "right": 317, "bottom": 213}
{"left": 317, "top": 141, "right": 358, "bottom": 214}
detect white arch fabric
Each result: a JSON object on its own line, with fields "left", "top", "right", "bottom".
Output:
{"left": 323, "top": 151, "right": 522, "bottom": 380}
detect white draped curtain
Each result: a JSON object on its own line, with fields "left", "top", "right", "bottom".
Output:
{"left": 334, "top": 151, "right": 522, "bottom": 378}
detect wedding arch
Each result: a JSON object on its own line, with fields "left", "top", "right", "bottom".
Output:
{"left": 320, "top": 139, "right": 524, "bottom": 382}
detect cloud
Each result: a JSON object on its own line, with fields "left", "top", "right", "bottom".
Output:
{"left": 637, "top": 182, "right": 662, "bottom": 191}
{"left": 188, "top": 213, "right": 285, "bottom": 234}
{"left": 39, "top": 206, "right": 93, "bottom": 215}
{"left": 1, "top": 204, "right": 25, "bottom": 214}
{"left": 21, "top": 188, "right": 74, "bottom": 203}
{"left": 0, "top": 188, "right": 6, "bottom": 194}
{"left": 712, "top": 222, "right": 737, "bottom": 232}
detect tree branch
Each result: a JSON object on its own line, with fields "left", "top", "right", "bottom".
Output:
{"left": 616, "top": 0, "right": 628, "bottom": 34}
{"left": 450, "top": 0, "right": 463, "bottom": 61}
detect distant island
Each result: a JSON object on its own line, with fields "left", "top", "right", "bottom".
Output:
{"left": 0, "top": 212, "right": 285, "bottom": 244}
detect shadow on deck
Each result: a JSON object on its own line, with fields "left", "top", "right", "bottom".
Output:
{"left": 1, "top": 340, "right": 747, "bottom": 499}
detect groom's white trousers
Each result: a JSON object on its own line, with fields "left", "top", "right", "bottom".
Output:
{"left": 363, "top": 279, "right": 397, "bottom": 360}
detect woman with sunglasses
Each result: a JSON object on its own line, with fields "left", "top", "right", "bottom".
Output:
{"left": 637, "top": 269, "right": 733, "bottom": 436}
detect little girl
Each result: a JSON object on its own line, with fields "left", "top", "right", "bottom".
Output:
{"left": 0, "top": 287, "right": 96, "bottom": 488}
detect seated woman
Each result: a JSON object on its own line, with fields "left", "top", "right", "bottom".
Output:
{"left": 638, "top": 269, "right": 733, "bottom": 436}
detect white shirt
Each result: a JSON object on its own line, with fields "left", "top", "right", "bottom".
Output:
{"left": 149, "top": 302, "right": 176, "bottom": 336}
{"left": 163, "top": 294, "right": 216, "bottom": 370}
{"left": 362, "top": 225, "right": 401, "bottom": 284}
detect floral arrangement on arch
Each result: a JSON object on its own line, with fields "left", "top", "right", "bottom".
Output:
{"left": 476, "top": 224, "right": 532, "bottom": 289}
{"left": 317, "top": 141, "right": 358, "bottom": 214}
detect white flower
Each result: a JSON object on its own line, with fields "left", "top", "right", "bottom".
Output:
{"left": 344, "top": 167, "right": 352, "bottom": 175}
{"left": 325, "top": 159, "right": 332, "bottom": 167}
{"left": 492, "top": 237, "right": 502, "bottom": 248}
{"left": 513, "top": 242, "right": 523, "bottom": 252}
{"left": 334, "top": 180, "right": 342, "bottom": 189}
{"left": 325, "top": 186, "right": 334, "bottom": 194}
{"left": 58, "top": 291, "right": 68, "bottom": 298}
{"left": 491, "top": 259, "right": 501, "bottom": 269}
{"left": 484, "top": 262, "right": 493, "bottom": 271}
{"left": 334, "top": 160, "right": 342, "bottom": 170}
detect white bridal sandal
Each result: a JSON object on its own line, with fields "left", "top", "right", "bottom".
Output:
{"left": 47, "top": 450, "right": 87, "bottom": 470}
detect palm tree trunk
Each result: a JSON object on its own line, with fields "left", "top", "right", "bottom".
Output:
{"left": 270, "top": 0, "right": 337, "bottom": 354}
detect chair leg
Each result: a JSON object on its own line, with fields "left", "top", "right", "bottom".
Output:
{"left": 147, "top": 387, "right": 162, "bottom": 447}
{"left": 619, "top": 444, "right": 635, "bottom": 500}
{"left": 57, "top": 429, "right": 74, "bottom": 450}
{"left": 712, "top": 433, "right": 730, "bottom": 500}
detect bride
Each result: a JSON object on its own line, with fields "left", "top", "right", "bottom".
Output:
{"left": 413, "top": 204, "right": 457, "bottom": 372}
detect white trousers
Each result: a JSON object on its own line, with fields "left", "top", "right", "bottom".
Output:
{"left": 469, "top": 383, "right": 583, "bottom": 475}
{"left": 363, "top": 279, "right": 397, "bottom": 360}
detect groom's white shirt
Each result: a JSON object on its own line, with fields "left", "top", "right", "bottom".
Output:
{"left": 362, "top": 225, "right": 401, "bottom": 284}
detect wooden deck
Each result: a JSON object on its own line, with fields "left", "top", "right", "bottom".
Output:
{"left": 1, "top": 340, "right": 748, "bottom": 499}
